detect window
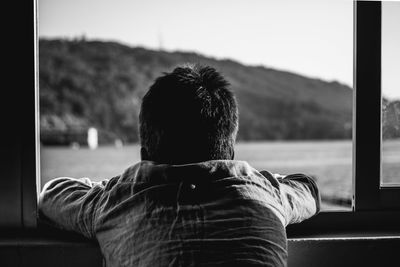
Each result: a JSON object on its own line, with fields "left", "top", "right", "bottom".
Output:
{"left": 38, "top": 0, "right": 353, "bottom": 211}
{"left": 381, "top": 1, "right": 400, "bottom": 186}
{"left": 2, "top": 0, "right": 400, "bottom": 233}
{"left": 354, "top": 0, "right": 400, "bottom": 211}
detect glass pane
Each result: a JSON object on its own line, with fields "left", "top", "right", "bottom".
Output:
{"left": 382, "top": 1, "right": 400, "bottom": 185}
{"left": 39, "top": 0, "right": 353, "bottom": 210}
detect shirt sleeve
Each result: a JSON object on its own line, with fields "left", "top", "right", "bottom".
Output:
{"left": 38, "top": 176, "right": 119, "bottom": 239}
{"left": 260, "top": 171, "right": 321, "bottom": 226}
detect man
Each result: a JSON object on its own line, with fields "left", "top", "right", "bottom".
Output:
{"left": 39, "top": 64, "right": 320, "bottom": 266}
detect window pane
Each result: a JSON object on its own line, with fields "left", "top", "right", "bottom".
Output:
{"left": 39, "top": 0, "right": 353, "bottom": 210}
{"left": 382, "top": 1, "right": 400, "bottom": 185}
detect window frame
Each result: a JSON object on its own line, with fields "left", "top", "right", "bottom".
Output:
{"left": 23, "top": 0, "right": 40, "bottom": 228}
{"left": 354, "top": 0, "right": 400, "bottom": 211}
{"left": 2, "top": 0, "right": 400, "bottom": 235}
{"left": 0, "top": 0, "right": 38, "bottom": 228}
{"left": 288, "top": 0, "right": 400, "bottom": 235}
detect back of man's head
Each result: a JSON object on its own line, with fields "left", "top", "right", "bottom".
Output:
{"left": 139, "top": 64, "right": 239, "bottom": 164}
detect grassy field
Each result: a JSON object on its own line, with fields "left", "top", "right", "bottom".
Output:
{"left": 40, "top": 140, "right": 400, "bottom": 211}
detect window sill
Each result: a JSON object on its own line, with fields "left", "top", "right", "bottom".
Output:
{"left": 286, "top": 210, "right": 400, "bottom": 238}
{"left": 1, "top": 218, "right": 399, "bottom": 267}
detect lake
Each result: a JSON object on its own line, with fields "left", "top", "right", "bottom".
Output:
{"left": 40, "top": 140, "right": 400, "bottom": 210}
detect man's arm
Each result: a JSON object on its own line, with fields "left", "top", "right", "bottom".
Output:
{"left": 38, "top": 176, "right": 119, "bottom": 238}
{"left": 261, "top": 171, "right": 321, "bottom": 226}
{"left": 277, "top": 173, "right": 320, "bottom": 225}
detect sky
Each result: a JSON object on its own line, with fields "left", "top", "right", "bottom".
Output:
{"left": 382, "top": 1, "right": 400, "bottom": 100}
{"left": 38, "top": 0, "right": 400, "bottom": 99}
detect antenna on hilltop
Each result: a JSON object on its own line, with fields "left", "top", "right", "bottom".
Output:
{"left": 157, "top": 29, "right": 164, "bottom": 51}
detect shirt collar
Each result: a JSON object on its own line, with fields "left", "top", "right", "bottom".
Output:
{"left": 125, "top": 160, "right": 258, "bottom": 185}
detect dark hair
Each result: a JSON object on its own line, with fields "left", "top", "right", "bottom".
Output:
{"left": 139, "top": 64, "right": 239, "bottom": 164}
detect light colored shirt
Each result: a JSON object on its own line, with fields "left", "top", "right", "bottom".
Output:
{"left": 39, "top": 160, "right": 320, "bottom": 267}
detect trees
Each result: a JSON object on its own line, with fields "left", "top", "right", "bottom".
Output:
{"left": 39, "top": 39, "right": 354, "bottom": 145}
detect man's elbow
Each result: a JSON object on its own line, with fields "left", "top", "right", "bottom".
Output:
{"left": 38, "top": 178, "right": 68, "bottom": 221}
{"left": 38, "top": 177, "right": 86, "bottom": 221}
{"left": 306, "top": 175, "right": 321, "bottom": 214}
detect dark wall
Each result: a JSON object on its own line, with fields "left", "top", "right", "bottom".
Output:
{"left": 288, "top": 237, "right": 399, "bottom": 267}
{"left": 1, "top": 235, "right": 399, "bottom": 267}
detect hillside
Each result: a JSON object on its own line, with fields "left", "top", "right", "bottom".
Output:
{"left": 39, "top": 38, "right": 354, "bottom": 144}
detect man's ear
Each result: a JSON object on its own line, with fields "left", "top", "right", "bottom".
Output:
{"left": 140, "top": 147, "right": 149, "bottom": 161}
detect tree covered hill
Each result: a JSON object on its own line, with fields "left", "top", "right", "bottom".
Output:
{"left": 39, "top": 38, "right": 354, "bottom": 144}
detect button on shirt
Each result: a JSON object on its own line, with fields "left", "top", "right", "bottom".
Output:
{"left": 39, "top": 160, "right": 320, "bottom": 267}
